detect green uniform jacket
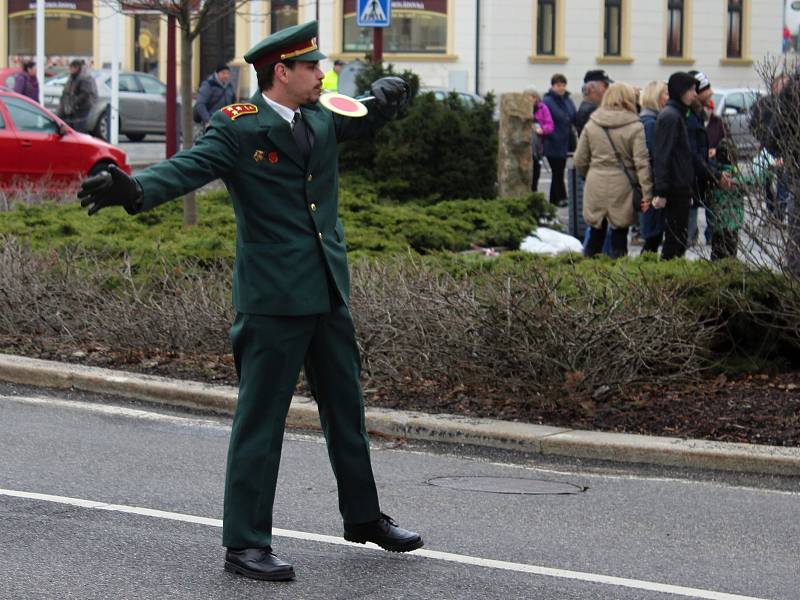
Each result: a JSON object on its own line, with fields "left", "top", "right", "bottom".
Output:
{"left": 134, "top": 92, "right": 387, "bottom": 316}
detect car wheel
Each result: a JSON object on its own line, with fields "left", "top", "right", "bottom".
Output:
{"left": 88, "top": 161, "right": 114, "bottom": 177}
{"left": 93, "top": 116, "right": 109, "bottom": 141}
{"left": 126, "top": 133, "right": 146, "bottom": 142}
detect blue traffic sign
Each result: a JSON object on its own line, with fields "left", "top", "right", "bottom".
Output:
{"left": 356, "top": 0, "right": 391, "bottom": 28}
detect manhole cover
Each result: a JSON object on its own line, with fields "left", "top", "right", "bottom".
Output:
{"left": 427, "top": 476, "right": 585, "bottom": 495}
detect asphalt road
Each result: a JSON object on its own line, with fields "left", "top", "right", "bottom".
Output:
{"left": 1, "top": 382, "right": 797, "bottom": 600}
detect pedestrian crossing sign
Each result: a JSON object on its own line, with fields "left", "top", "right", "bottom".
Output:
{"left": 356, "top": 0, "right": 391, "bottom": 28}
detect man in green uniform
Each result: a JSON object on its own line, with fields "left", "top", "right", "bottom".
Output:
{"left": 77, "top": 21, "right": 422, "bottom": 582}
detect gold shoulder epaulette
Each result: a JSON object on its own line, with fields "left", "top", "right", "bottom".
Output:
{"left": 220, "top": 103, "right": 259, "bottom": 120}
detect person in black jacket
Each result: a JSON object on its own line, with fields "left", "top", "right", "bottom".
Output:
{"left": 652, "top": 72, "right": 697, "bottom": 260}
{"left": 195, "top": 63, "right": 237, "bottom": 129}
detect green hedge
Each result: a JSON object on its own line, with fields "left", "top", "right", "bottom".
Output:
{"left": 338, "top": 62, "right": 498, "bottom": 202}
{"left": 0, "top": 177, "right": 549, "bottom": 263}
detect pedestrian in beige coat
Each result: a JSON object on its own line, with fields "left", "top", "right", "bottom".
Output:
{"left": 574, "top": 82, "right": 653, "bottom": 257}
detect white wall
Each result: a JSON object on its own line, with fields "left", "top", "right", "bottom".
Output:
{"left": 316, "top": 0, "right": 783, "bottom": 95}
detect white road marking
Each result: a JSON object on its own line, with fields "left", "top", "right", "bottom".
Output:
{"left": 0, "top": 487, "right": 770, "bottom": 600}
{"left": 3, "top": 394, "right": 798, "bottom": 496}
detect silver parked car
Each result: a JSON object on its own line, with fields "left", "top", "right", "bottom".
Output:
{"left": 43, "top": 70, "right": 181, "bottom": 142}
{"left": 712, "top": 88, "right": 763, "bottom": 156}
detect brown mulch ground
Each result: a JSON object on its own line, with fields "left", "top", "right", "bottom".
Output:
{"left": 3, "top": 338, "right": 798, "bottom": 447}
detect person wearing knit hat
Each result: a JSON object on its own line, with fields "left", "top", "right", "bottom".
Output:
{"left": 651, "top": 72, "right": 697, "bottom": 259}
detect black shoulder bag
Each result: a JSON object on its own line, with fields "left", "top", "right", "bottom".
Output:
{"left": 602, "top": 127, "right": 644, "bottom": 213}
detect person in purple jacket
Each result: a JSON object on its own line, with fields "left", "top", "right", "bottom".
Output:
{"left": 528, "top": 86, "right": 554, "bottom": 192}
{"left": 13, "top": 61, "right": 39, "bottom": 103}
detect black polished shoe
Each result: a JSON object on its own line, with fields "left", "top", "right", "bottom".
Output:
{"left": 343, "top": 513, "right": 424, "bottom": 553}
{"left": 224, "top": 547, "right": 295, "bottom": 581}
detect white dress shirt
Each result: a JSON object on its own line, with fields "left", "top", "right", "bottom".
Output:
{"left": 262, "top": 93, "right": 300, "bottom": 128}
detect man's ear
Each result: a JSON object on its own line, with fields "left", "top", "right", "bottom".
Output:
{"left": 275, "top": 63, "right": 290, "bottom": 84}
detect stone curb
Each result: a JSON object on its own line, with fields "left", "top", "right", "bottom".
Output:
{"left": 1, "top": 353, "right": 798, "bottom": 477}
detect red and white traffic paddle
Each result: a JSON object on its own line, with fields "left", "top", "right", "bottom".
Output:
{"left": 318, "top": 92, "right": 370, "bottom": 118}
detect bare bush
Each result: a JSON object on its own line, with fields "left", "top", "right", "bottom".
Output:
{"left": 350, "top": 257, "right": 715, "bottom": 396}
{"left": 0, "top": 175, "right": 80, "bottom": 211}
{"left": 0, "top": 237, "right": 232, "bottom": 353}
{"left": 0, "top": 240, "right": 714, "bottom": 398}
{"left": 713, "top": 54, "right": 800, "bottom": 349}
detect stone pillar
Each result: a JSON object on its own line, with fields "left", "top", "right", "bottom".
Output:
{"left": 497, "top": 93, "right": 534, "bottom": 198}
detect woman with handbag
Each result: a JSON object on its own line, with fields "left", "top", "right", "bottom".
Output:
{"left": 574, "top": 82, "right": 653, "bottom": 258}
{"left": 528, "top": 86, "right": 554, "bottom": 192}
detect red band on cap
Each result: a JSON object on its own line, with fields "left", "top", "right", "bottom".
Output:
{"left": 253, "top": 38, "right": 318, "bottom": 70}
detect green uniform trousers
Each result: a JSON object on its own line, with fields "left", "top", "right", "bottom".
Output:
{"left": 221, "top": 302, "right": 381, "bottom": 549}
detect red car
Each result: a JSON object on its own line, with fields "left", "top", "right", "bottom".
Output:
{"left": 0, "top": 87, "right": 130, "bottom": 190}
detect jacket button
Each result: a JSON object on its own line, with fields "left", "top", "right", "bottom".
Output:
{"left": 318, "top": 232, "right": 323, "bottom": 240}
{"left": 310, "top": 203, "right": 317, "bottom": 211}
{"left": 307, "top": 174, "right": 313, "bottom": 182}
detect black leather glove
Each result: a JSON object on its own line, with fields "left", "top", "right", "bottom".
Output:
{"left": 78, "top": 164, "right": 143, "bottom": 216}
{"left": 370, "top": 76, "right": 410, "bottom": 119}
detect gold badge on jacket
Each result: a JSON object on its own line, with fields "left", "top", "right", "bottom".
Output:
{"left": 253, "top": 150, "right": 265, "bottom": 163}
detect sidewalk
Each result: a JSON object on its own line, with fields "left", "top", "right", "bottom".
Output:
{"left": 1, "top": 353, "right": 798, "bottom": 477}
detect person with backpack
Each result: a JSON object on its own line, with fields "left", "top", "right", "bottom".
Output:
{"left": 194, "top": 63, "right": 237, "bottom": 129}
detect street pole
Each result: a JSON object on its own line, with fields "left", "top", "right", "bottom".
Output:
{"left": 110, "top": 5, "right": 121, "bottom": 145}
{"left": 373, "top": 28, "right": 383, "bottom": 64}
{"left": 249, "top": 0, "right": 261, "bottom": 96}
{"left": 166, "top": 14, "right": 177, "bottom": 159}
{"left": 36, "top": 0, "right": 45, "bottom": 104}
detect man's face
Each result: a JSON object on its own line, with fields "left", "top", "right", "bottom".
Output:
{"left": 590, "top": 82, "right": 608, "bottom": 103}
{"left": 69, "top": 65, "right": 80, "bottom": 75}
{"left": 681, "top": 88, "right": 698, "bottom": 106}
{"left": 334, "top": 64, "right": 343, "bottom": 74}
{"left": 698, "top": 87, "right": 713, "bottom": 105}
{"left": 284, "top": 61, "right": 324, "bottom": 105}
{"left": 217, "top": 69, "right": 231, "bottom": 84}
{"left": 27, "top": 66, "right": 37, "bottom": 76}
{"left": 552, "top": 81, "right": 567, "bottom": 96}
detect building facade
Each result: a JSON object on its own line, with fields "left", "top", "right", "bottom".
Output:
{"left": 0, "top": 1, "right": 783, "bottom": 97}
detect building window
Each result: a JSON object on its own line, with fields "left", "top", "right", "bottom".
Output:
{"left": 342, "top": 0, "right": 448, "bottom": 54}
{"left": 604, "top": 0, "right": 622, "bottom": 56}
{"left": 7, "top": 0, "right": 94, "bottom": 68}
{"left": 726, "top": 0, "right": 743, "bottom": 58}
{"left": 537, "top": 0, "right": 557, "bottom": 56}
{"left": 271, "top": 1, "right": 298, "bottom": 34}
{"left": 666, "top": 0, "right": 684, "bottom": 57}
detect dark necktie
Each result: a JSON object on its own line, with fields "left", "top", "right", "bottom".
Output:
{"left": 292, "top": 112, "right": 312, "bottom": 162}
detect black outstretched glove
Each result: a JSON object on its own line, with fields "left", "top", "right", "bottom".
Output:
{"left": 78, "top": 164, "right": 143, "bottom": 216}
{"left": 370, "top": 76, "right": 410, "bottom": 119}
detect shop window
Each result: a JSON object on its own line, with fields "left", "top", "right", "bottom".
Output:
{"left": 272, "top": 1, "right": 299, "bottom": 34}
{"left": 727, "top": 0, "right": 744, "bottom": 58}
{"left": 7, "top": 0, "right": 94, "bottom": 68}
{"left": 342, "top": 0, "right": 448, "bottom": 54}
{"left": 667, "top": 0, "right": 685, "bottom": 57}
{"left": 134, "top": 14, "right": 161, "bottom": 77}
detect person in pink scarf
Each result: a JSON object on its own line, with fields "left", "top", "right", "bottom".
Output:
{"left": 528, "top": 86, "right": 554, "bottom": 192}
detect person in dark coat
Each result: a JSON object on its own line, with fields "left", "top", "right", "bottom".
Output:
{"left": 542, "top": 73, "right": 577, "bottom": 207}
{"left": 685, "top": 71, "right": 725, "bottom": 245}
{"left": 77, "top": 21, "right": 422, "bottom": 582}
{"left": 56, "top": 59, "right": 97, "bottom": 133}
{"left": 195, "top": 63, "right": 237, "bottom": 128}
{"left": 652, "top": 72, "right": 697, "bottom": 260}
{"left": 13, "top": 61, "right": 39, "bottom": 103}
{"left": 575, "top": 69, "right": 612, "bottom": 136}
